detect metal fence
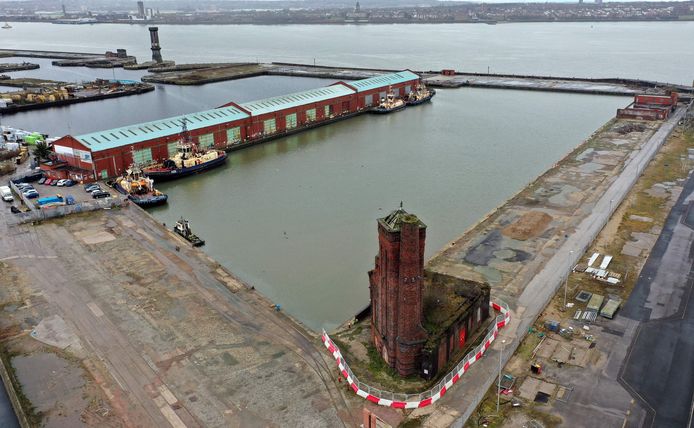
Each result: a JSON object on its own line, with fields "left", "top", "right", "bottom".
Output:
{"left": 321, "top": 300, "right": 511, "bottom": 408}
{"left": 7, "top": 180, "right": 123, "bottom": 225}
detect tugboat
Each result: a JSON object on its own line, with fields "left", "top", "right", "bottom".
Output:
{"left": 371, "top": 86, "right": 406, "bottom": 114}
{"left": 143, "top": 119, "right": 227, "bottom": 181}
{"left": 405, "top": 83, "right": 436, "bottom": 106}
{"left": 174, "top": 217, "right": 205, "bottom": 247}
{"left": 114, "top": 162, "right": 168, "bottom": 207}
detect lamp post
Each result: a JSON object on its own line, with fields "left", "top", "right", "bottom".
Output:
{"left": 496, "top": 339, "right": 506, "bottom": 413}
{"left": 564, "top": 250, "right": 574, "bottom": 309}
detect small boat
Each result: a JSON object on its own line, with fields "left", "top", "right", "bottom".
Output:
{"left": 2, "top": 23, "right": 11, "bottom": 29}
{"left": 143, "top": 119, "right": 227, "bottom": 181}
{"left": 371, "top": 86, "right": 406, "bottom": 114}
{"left": 113, "top": 163, "right": 168, "bottom": 207}
{"left": 405, "top": 83, "right": 436, "bottom": 106}
{"left": 174, "top": 217, "right": 205, "bottom": 247}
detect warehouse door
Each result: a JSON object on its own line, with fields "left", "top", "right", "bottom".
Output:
{"left": 379, "top": 91, "right": 387, "bottom": 102}
{"left": 324, "top": 105, "right": 333, "bottom": 118}
{"left": 364, "top": 94, "right": 373, "bottom": 107}
{"left": 132, "top": 148, "right": 153, "bottom": 165}
{"left": 392, "top": 87, "right": 400, "bottom": 96}
{"left": 341, "top": 101, "right": 350, "bottom": 113}
{"left": 285, "top": 113, "right": 297, "bottom": 129}
{"left": 167, "top": 142, "right": 178, "bottom": 157}
{"left": 405, "top": 85, "right": 412, "bottom": 94}
{"left": 263, "top": 119, "right": 276, "bottom": 134}
{"left": 306, "top": 108, "right": 316, "bottom": 122}
{"left": 198, "top": 133, "right": 214, "bottom": 149}
{"left": 226, "top": 127, "right": 241, "bottom": 144}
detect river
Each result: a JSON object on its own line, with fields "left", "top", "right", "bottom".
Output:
{"left": 0, "top": 23, "right": 690, "bottom": 329}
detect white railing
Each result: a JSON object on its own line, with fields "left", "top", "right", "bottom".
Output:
{"left": 321, "top": 300, "right": 511, "bottom": 408}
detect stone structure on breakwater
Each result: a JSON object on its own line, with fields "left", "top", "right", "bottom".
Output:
{"left": 369, "top": 205, "right": 490, "bottom": 379}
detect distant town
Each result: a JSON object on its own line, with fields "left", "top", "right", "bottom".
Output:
{"left": 1, "top": 0, "right": 693, "bottom": 25}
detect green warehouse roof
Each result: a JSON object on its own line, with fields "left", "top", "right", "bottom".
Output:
{"left": 75, "top": 105, "right": 250, "bottom": 152}
{"left": 349, "top": 70, "right": 420, "bottom": 92}
{"left": 239, "top": 84, "right": 355, "bottom": 116}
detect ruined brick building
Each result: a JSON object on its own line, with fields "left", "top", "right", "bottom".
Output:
{"left": 369, "top": 206, "right": 491, "bottom": 379}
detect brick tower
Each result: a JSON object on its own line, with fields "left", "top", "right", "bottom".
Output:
{"left": 369, "top": 205, "right": 428, "bottom": 376}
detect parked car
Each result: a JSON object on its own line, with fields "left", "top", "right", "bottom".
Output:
{"left": 10, "top": 205, "right": 21, "bottom": 214}
{"left": 0, "top": 186, "right": 13, "bottom": 202}
{"left": 92, "top": 190, "right": 111, "bottom": 199}
{"left": 64, "top": 179, "right": 75, "bottom": 187}
{"left": 23, "top": 189, "right": 39, "bottom": 199}
{"left": 56, "top": 179, "right": 68, "bottom": 187}
{"left": 84, "top": 184, "right": 100, "bottom": 192}
{"left": 88, "top": 187, "right": 103, "bottom": 194}
{"left": 37, "top": 178, "right": 46, "bottom": 185}
{"left": 50, "top": 180, "right": 58, "bottom": 186}
{"left": 15, "top": 183, "right": 32, "bottom": 190}
{"left": 44, "top": 179, "right": 53, "bottom": 186}
{"left": 65, "top": 195, "right": 76, "bottom": 205}
{"left": 84, "top": 183, "right": 99, "bottom": 191}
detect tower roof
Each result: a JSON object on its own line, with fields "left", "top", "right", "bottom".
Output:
{"left": 379, "top": 205, "right": 426, "bottom": 232}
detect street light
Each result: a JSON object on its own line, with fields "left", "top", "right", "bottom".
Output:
{"left": 496, "top": 339, "right": 506, "bottom": 413}
{"left": 564, "top": 250, "right": 574, "bottom": 309}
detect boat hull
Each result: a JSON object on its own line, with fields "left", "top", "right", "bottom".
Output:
{"left": 406, "top": 89, "right": 436, "bottom": 106}
{"left": 144, "top": 152, "right": 227, "bottom": 182}
{"left": 113, "top": 182, "right": 168, "bottom": 207}
{"left": 370, "top": 103, "right": 407, "bottom": 114}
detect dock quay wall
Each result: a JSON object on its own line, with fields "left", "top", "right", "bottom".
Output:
{"left": 0, "top": 84, "right": 155, "bottom": 115}
{"left": 0, "top": 350, "right": 30, "bottom": 428}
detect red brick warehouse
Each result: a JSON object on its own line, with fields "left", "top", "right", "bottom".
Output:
{"left": 50, "top": 71, "right": 422, "bottom": 181}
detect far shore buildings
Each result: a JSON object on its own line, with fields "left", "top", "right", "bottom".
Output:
{"left": 369, "top": 206, "right": 491, "bottom": 379}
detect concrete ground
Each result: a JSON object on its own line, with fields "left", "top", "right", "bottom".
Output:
{"left": 0, "top": 203, "right": 359, "bottom": 427}
{"left": 618, "top": 169, "right": 694, "bottom": 427}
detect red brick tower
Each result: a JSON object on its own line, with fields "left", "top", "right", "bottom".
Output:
{"left": 369, "top": 205, "right": 428, "bottom": 376}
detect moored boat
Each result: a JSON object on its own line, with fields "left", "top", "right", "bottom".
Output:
{"left": 405, "top": 84, "right": 436, "bottom": 106}
{"left": 371, "top": 87, "right": 406, "bottom": 114}
{"left": 174, "top": 217, "right": 205, "bottom": 247}
{"left": 114, "top": 163, "right": 168, "bottom": 207}
{"left": 2, "top": 22, "right": 12, "bottom": 29}
{"left": 143, "top": 119, "right": 227, "bottom": 181}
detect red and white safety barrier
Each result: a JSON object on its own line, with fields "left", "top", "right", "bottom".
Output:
{"left": 322, "top": 300, "right": 511, "bottom": 409}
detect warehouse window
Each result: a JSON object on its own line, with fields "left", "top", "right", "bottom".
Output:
{"left": 226, "top": 127, "right": 241, "bottom": 144}
{"left": 198, "top": 133, "right": 214, "bottom": 149}
{"left": 405, "top": 85, "right": 412, "bottom": 94}
{"left": 264, "top": 118, "right": 276, "bottom": 134}
{"left": 324, "top": 105, "right": 332, "bottom": 118}
{"left": 306, "top": 108, "right": 316, "bottom": 122}
{"left": 286, "top": 113, "right": 297, "bottom": 129}
{"left": 132, "top": 148, "right": 153, "bottom": 165}
{"left": 167, "top": 142, "right": 178, "bottom": 157}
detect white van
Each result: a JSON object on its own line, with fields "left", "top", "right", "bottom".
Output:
{"left": 0, "top": 186, "right": 13, "bottom": 202}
